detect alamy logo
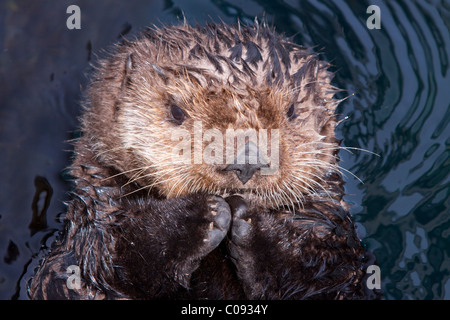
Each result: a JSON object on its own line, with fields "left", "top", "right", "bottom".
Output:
{"left": 170, "top": 121, "right": 280, "bottom": 175}
{"left": 66, "top": 5, "right": 81, "bottom": 30}
{"left": 366, "top": 5, "right": 381, "bottom": 30}
{"left": 366, "top": 264, "right": 381, "bottom": 290}
{"left": 66, "top": 265, "right": 81, "bottom": 290}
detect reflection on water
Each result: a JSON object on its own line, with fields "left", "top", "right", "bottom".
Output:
{"left": 0, "top": 0, "right": 448, "bottom": 299}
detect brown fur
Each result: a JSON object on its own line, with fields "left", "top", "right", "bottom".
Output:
{"left": 28, "top": 21, "right": 379, "bottom": 300}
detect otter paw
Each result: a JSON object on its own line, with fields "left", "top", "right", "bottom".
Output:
{"left": 226, "top": 195, "right": 251, "bottom": 245}
{"left": 204, "top": 196, "right": 232, "bottom": 250}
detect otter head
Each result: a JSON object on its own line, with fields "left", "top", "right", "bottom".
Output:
{"left": 83, "top": 22, "right": 343, "bottom": 211}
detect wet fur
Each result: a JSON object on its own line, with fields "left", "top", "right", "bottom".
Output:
{"left": 29, "top": 21, "right": 380, "bottom": 299}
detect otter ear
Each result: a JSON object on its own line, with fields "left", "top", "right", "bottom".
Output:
{"left": 121, "top": 53, "right": 135, "bottom": 89}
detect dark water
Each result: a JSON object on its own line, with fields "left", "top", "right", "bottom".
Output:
{"left": 0, "top": 0, "right": 448, "bottom": 300}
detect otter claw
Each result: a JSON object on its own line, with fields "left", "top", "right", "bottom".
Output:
{"left": 202, "top": 196, "right": 231, "bottom": 252}
{"left": 213, "top": 198, "right": 232, "bottom": 231}
{"left": 225, "top": 195, "right": 252, "bottom": 243}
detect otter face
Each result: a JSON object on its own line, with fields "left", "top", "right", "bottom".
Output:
{"left": 89, "top": 24, "right": 342, "bottom": 211}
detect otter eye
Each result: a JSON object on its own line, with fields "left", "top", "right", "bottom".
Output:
{"left": 170, "top": 105, "right": 186, "bottom": 124}
{"left": 286, "top": 104, "right": 296, "bottom": 120}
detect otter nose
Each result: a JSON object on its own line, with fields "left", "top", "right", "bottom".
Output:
{"left": 224, "top": 141, "right": 269, "bottom": 185}
{"left": 224, "top": 162, "right": 267, "bottom": 185}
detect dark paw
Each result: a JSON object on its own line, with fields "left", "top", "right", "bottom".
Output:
{"left": 226, "top": 195, "right": 251, "bottom": 245}
{"left": 203, "top": 196, "right": 232, "bottom": 251}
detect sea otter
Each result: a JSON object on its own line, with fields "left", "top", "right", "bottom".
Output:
{"left": 28, "top": 21, "right": 379, "bottom": 299}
